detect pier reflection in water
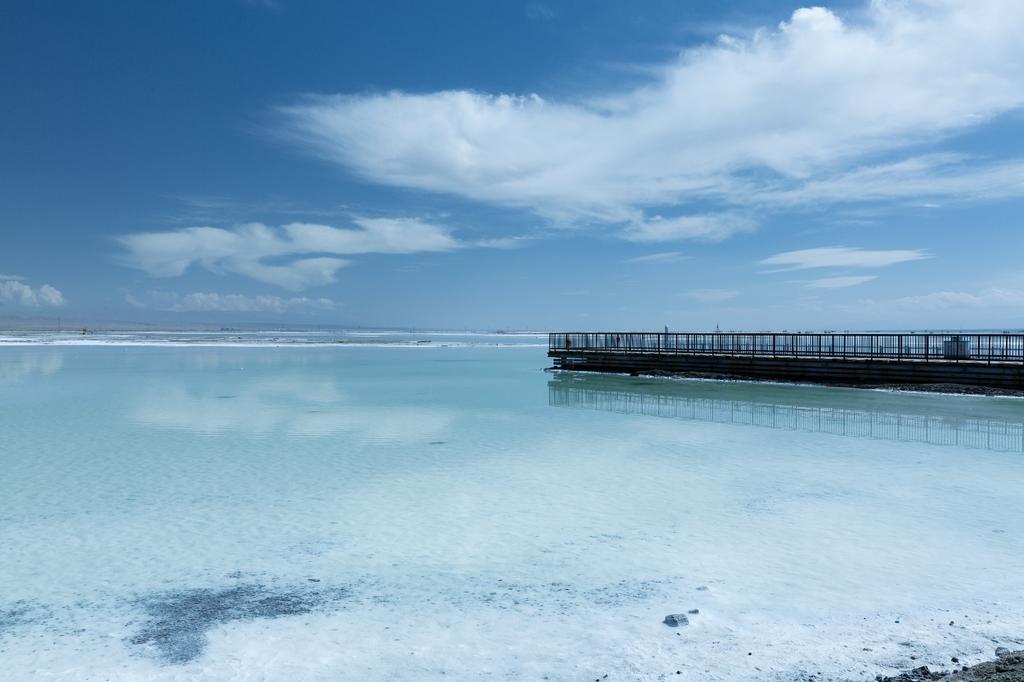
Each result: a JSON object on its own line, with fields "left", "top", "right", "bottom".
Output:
{"left": 548, "top": 373, "right": 1024, "bottom": 453}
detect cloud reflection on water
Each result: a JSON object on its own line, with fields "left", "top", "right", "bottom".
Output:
{"left": 0, "top": 351, "right": 64, "bottom": 384}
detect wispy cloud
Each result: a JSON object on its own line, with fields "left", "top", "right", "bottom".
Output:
{"left": 127, "top": 291, "right": 337, "bottom": 313}
{"left": 753, "top": 154, "right": 1024, "bottom": 208}
{"left": 836, "top": 287, "right": 1024, "bottom": 327}
{"left": 525, "top": 3, "right": 556, "bottom": 21}
{"left": 277, "top": 1, "right": 1024, "bottom": 236}
{"left": 472, "top": 235, "right": 532, "bottom": 249}
{"left": 623, "top": 213, "right": 755, "bottom": 243}
{"left": 240, "top": 0, "right": 283, "bottom": 10}
{"left": 0, "top": 278, "right": 65, "bottom": 307}
{"left": 686, "top": 288, "right": 738, "bottom": 303}
{"left": 805, "top": 275, "right": 877, "bottom": 289}
{"left": 117, "top": 217, "right": 464, "bottom": 290}
{"left": 626, "top": 251, "right": 688, "bottom": 264}
{"left": 878, "top": 288, "right": 1024, "bottom": 312}
{"left": 760, "top": 247, "right": 929, "bottom": 271}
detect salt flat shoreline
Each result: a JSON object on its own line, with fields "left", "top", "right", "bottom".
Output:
{"left": 875, "top": 648, "right": 1024, "bottom": 681}
{"left": 0, "top": 331, "right": 548, "bottom": 348}
{"left": 0, "top": 339, "right": 546, "bottom": 348}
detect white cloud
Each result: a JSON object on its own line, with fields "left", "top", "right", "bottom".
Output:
{"left": 686, "top": 288, "right": 738, "bottom": 303}
{"left": 118, "top": 218, "right": 462, "bottom": 290}
{"left": 128, "top": 290, "right": 337, "bottom": 313}
{"left": 805, "top": 275, "right": 877, "bottom": 289}
{"left": 626, "top": 251, "right": 688, "bottom": 264}
{"left": 760, "top": 246, "right": 928, "bottom": 271}
{"left": 0, "top": 278, "right": 65, "bottom": 307}
{"left": 277, "top": 1, "right": 1024, "bottom": 231}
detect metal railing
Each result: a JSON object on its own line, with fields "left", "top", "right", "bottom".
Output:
{"left": 549, "top": 332, "right": 1024, "bottom": 364}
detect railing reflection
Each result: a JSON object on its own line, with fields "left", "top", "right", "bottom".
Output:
{"left": 548, "top": 374, "right": 1024, "bottom": 453}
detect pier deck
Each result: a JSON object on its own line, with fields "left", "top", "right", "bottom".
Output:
{"left": 548, "top": 332, "right": 1024, "bottom": 390}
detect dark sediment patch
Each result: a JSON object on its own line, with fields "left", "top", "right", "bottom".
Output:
{"left": 0, "top": 601, "right": 48, "bottom": 637}
{"left": 630, "top": 370, "right": 1024, "bottom": 397}
{"left": 587, "top": 578, "right": 664, "bottom": 606}
{"left": 877, "top": 649, "right": 1024, "bottom": 681}
{"left": 128, "top": 583, "right": 348, "bottom": 665}
{"left": 859, "top": 383, "right": 1024, "bottom": 398}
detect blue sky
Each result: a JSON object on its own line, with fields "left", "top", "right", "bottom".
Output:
{"left": 2, "top": 0, "right": 1023, "bottom": 330}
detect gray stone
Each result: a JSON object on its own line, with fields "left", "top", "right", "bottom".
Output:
{"left": 663, "top": 613, "right": 689, "bottom": 627}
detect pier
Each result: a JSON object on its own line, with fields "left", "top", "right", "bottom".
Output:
{"left": 549, "top": 332, "right": 1024, "bottom": 391}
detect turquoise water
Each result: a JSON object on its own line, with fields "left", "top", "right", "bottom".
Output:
{"left": 1, "top": 345, "right": 1023, "bottom": 680}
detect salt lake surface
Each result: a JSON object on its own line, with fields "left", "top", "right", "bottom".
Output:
{"left": 1, "top": 343, "right": 1023, "bottom": 680}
